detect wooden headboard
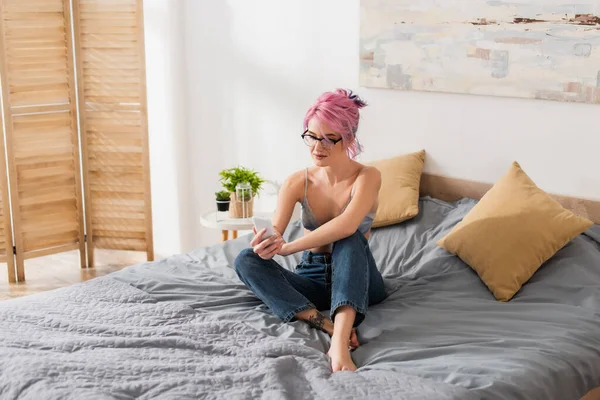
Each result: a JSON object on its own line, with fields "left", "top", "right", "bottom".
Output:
{"left": 420, "top": 173, "right": 600, "bottom": 225}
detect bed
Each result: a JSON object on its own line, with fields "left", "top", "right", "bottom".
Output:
{"left": 1, "top": 174, "right": 599, "bottom": 400}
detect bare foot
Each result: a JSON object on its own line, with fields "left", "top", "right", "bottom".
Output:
{"left": 327, "top": 335, "right": 357, "bottom": 372}
{"left": 296, "top": 310, "right": 360, "bottom": 350}
{"left": 349, "top": 328, "right": 360, "bottom": 350}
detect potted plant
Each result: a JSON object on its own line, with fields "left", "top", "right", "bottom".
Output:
{"left": 218, "top": 166, "right": 265, "bottom": 218}
{"left": 215, "top": 190, "right": 230, "bottom": 212}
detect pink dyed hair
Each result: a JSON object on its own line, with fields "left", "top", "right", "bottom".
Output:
{"left": 303, "top": 88, "right": 367, "bottom": 159}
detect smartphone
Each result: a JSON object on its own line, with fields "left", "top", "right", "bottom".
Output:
{"left": 252, "top": 216, "right": 275, "bottom": 239}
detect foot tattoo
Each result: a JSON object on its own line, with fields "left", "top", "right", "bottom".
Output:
{"left": 307, "top": 312, "right": 327, "bottom": 333}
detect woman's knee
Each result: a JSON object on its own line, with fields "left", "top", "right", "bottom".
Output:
{"left": 333, "top": 230, "right": 366, "bottom": 252}
{"left": 233, "top": 247, "right": 258, "bottom": 276}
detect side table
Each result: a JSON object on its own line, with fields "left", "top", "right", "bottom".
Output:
{"left": 199, "top": 211, "right": 273, "bottom": 241}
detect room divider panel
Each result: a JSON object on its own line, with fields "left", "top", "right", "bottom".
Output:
{"left": 72, "top": 0, "right": 153, "bottom": 268}
{"left": 0, "top": 0, "right": 153, "bottom": 282}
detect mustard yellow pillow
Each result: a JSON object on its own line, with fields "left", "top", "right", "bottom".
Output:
{"left": 437, "top": 161, "right": 593, "bottom": 301}
{"left": 367, "top": 150, "right": 425, "bottom": 228}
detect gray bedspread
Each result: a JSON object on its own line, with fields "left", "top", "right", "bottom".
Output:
{"left": 1, "top": 197, "right": 599, "bottom": 399}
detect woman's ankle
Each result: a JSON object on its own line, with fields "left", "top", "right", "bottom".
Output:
{"left": 296, "top": 309, "right": 334, "bottom": 336}
{"left": 330, "top": 333, "right": 345, "bottom": 346}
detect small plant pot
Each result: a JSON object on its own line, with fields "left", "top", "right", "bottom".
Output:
{"left": 216, "top": 200, "right": 230, "bottom": 212}
{"left": 228, "top": 192, "right": 254, "bottom": 218}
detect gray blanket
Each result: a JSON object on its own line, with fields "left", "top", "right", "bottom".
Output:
{"left": 1, "top": 197, "right": 599, "bottom": 399}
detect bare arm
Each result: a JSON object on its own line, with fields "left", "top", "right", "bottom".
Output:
{"left": 250, "top": 171, "right": 303, "bottom": 260}
{"left": 281, "top": 167, "right": 381, "bottom": 255}
{"left": 271, "top": 171, "right": 303, "bottom": 236}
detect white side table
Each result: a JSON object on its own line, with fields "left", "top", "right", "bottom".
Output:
{"left": 200, "top": 211, "right": 273, "bottom": 242}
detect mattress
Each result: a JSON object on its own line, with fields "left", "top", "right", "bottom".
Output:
{"left": 1, "top": 197, "right": 599, "bottom": 399}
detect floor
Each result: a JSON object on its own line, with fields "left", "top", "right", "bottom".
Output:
{"left": 0, "top": 249, "right": 148, "bottom": 301}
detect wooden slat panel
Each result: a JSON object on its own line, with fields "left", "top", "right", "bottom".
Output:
{"left": 74, "top": 0, "right": 153, "bottom": 266}
{"left": 91, "top": 202, "right": 144, "bottom": 214}
{"left": 23, "top": 230, "right": 79, "bottom": 252}
{"left": 20, "top": 199, "right": 77, "bottom": 216}
{"left": 3, "top": 0, "right": 64, "bottom": 13}
{"left": 23, "top": 242, "right": 79, "bottom": 260}
{"left": 0, "top": 125, "right": 13, "bottom": 280}
{"left": 94, "top": 237, "right": 146, "bottom": 252}
{"left": 93, "top": 230, "right": 145, "bottom": 239}
{"left": 90, "top": 183, "right": 144, "bottom": 194}
{"left": 0, "top": 0, "right": 86, "bottom": 277}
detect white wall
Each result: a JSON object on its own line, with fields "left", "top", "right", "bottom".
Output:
{"left": 143, "top": 0, "right": 192, "bottom": 257}
{"left": 150, "top": 0, "right": 599, "bottom": 253}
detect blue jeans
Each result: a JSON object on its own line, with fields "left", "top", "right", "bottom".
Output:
{"left": 233, "top": 230, "right": 387, "bottom": 327}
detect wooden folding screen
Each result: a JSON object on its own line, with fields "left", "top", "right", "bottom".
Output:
{"left": 72, "top": 0, "right": 153, "bottom": 267}
{"left": 0, "top": 0, "right": 86, "bottom": 279}
{"left": 0, "top": 0, "right": 153, "bottom": 281}
{"left": 0, "top": 112, "right": 14, "bottom": 282}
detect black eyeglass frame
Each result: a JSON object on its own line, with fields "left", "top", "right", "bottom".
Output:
{"left": 300, "top": 129, "right": 343, "bottom": 147}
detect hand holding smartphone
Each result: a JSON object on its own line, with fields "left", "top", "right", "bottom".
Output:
{"left": 251, "top": 216, "right": 275, "bottom": 239}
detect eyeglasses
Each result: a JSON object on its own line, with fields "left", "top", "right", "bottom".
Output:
{"left": 301, "top": 130, "right": 343, "bottom": 149}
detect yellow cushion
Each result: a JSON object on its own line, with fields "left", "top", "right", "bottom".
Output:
{"left": 437, "top": 161, "right": 593, "bottom": 301}
{"left": 367, "top": 150, "right": 426, "bottom": 228}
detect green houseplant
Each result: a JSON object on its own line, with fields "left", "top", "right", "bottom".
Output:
{"left": 218, "top": 166, "right": 265, "bottom": 218}
{"left": 215, "top": 190, "right": 230, "bottom": 212}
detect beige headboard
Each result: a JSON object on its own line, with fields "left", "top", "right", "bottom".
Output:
{"left": 420, "top": 173, "right": 600, "bottom": 225}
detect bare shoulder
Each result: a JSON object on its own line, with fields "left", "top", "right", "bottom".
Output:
{"left": 357, "top": 164, "right": 382, "bottom": 185}
{"left": 280, "top": 169, "right": 307, "bottom": 201}
{"left": 285, "top": 169, "right": 307, "bottom": 187}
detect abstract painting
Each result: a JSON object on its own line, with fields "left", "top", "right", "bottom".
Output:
{"left": 359, "top": 0, "right": 600, "bottom": 104}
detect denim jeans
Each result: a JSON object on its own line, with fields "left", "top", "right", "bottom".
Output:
{"left": 233, "top": 230, "right": 387, "bottom": 327}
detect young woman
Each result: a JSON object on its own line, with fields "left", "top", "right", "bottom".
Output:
{"left": 234, "top": 89, "right": 386, "bottom": 372}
